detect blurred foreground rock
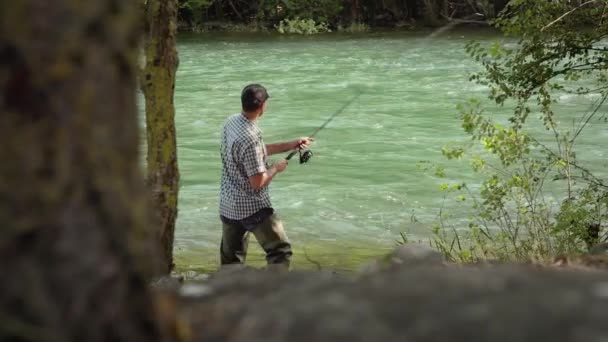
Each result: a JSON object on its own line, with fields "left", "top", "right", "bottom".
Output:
{"left": 358, "top": 243, "right": 444, "bottom": 274}
{"left": 173, "top": 260, "right": 608, "bottom": 342}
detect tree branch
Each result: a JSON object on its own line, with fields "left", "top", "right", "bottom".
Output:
{"left": 227, "top": 0, "right": 243, "bottom": 19}
{"left": 530, "top": 136, "right": 606, "bottom": 188}
{"left": 572, "top": 92, "right": 608, "bottom": 143}
{"left": 541, "top": 0, "right": 599, "bottom": 32}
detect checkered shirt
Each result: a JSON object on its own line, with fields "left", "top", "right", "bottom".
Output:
{"left": 219, "top": 113, "right": 272, "bottom": 220}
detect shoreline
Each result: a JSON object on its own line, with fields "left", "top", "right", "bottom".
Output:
{"left": 173, "top": 241, "right": 395, "bottom": 276}
{"left": 177, "top": 20, "right": 497, "bottom": 35}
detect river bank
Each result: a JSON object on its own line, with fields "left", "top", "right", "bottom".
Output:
{"left": 157, "top": 245, "right": 608, "bottom": 342}
{"left": 174, "top": 240, "right": 394, "bottom": 275}
{"left": 177, "top": 19, "right": 490, "bottom": 34}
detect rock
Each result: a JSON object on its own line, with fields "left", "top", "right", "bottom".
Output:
{"left": 359, "top": 243, "right": 445, "bottom": 274}
{"left": 553, "top": 251, "right": 608, "bottom": 271}
{"left": 150, "top": 275, "right": 184, "bottom": 290}
{"left": 179, "top": 270, "right": 211, "bottom": 282}
{"left": 179, "top": 265, "right": 608, "bottom": 342}
{"left": 589, "top": 242, "right": 608, "bottom": 255}
{"left": 389, "top": 243, "right": 444, "bottom": 264}
{"left": 179, "top": 283, "right": 214, "bottom": 298}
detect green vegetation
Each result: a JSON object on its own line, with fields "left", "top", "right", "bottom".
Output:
{"left": 174, "top": 240, "right": 392, "bottom": 275}
{"left": 177, "top": 0, "right": 505, "bottom": 32}
{"left": 427, "top": 0, "right": 608, "bottom": 263}
{"left": 337, "top": 21, "right": 370, "bottom": 33}
{"left": 276, "top": 17, "right": 332, "bottom": 34}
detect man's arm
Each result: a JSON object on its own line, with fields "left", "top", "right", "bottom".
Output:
{"left": 266, "top": 137, "right": 314, "bottom": 155}
{"left": 265, "top": 141, "right": 293, "bottom": 155}
{"left": 249, "top": 160, "right": 288, "bottom": 190}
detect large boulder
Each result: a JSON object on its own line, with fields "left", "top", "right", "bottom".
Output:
{"left": 179, "top": 264, "right": 608, "bottom": 342}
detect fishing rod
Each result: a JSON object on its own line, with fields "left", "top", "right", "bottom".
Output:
{"left": 286, "top": 92, "right": 362, "bottom": 164}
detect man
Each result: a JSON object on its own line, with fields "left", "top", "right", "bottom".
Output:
{"left": 219, "top": 84, "right": 312, "bottom": 269}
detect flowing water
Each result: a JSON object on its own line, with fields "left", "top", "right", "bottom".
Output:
{"left": 145, "top": 29, "right": 607, "bottom": 272}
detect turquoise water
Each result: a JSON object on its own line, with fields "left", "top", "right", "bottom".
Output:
{"left": 149, "top": 30, "right": 607, "bottom": 271}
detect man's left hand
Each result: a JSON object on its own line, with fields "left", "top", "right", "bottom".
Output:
{"left": 292, "top": 137, "right": 314, "bottom": 150}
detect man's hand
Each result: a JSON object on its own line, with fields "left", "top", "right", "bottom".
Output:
{"left": 274, "top": 159, "right": 289, "bottom": 173}
{"left": 249, "top": 160, "right": 289, "bottom": 190}
{"left": 292, "top": 137, "right": 314, "bottom": 150}
{"left": 266, "top": 137, "right": 314, "bottom": 156}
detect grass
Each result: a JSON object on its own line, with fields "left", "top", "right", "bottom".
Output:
{"left": 173, "top": 240, "right": 393, "bottom": 278}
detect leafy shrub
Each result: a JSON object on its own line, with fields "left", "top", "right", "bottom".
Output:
{"left": 423, "top": 0, "right": 608, "bottom": 263}
{"left": 276, "top": 18, "right": 331, "bottom": 34}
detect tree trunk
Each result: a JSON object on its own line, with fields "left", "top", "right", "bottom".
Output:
{"left": 494, "top": 0, "right": 510, "bottom": 15}
{"left": 351, "top": 0, "right": 361, "bottom": 21}
{"left": 143, "top": 0, "right": 181, "bottom": 274}
{"left": 0, "top": 1, "right": 166, "bottom": 341}
{"left": 422, "top": 0, "right": 444, "bottom": 26}
{"left": 406, "top": 0, "right": 420, "bottom": 19}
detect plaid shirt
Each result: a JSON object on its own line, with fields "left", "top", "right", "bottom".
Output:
{"left": 219, "top": 113, "right": 272, "bottom": 220}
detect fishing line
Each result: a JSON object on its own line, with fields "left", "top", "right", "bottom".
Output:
{"left": 286, "top": 91, "right": 362, "bottom": 164}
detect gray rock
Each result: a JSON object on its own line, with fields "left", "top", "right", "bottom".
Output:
{"left": 179, "top": 283, "right": 214, "bottom": 298}
{"left": 180, "top": 265, "right": 608, "bottom": 342}
{"left": 359, "top": 243, "right": 444, "bottom": 274}
{"left": 389, "top": 243, "right": 444, "bottom": 264}
{"left": 150, "top": 275, "right": 183, "bottom": 290}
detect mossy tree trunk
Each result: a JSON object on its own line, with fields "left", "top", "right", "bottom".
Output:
{"left": 422, "top": 0, "right": 445, "bottom": 26}
{"left": 350, "top": 0, "right": 361, "bottom": 21}
{"left": 0, "top": 1, "right": 166, "bottom": 341}
{"left": 142, "top": 0, "right": 181, "bottom": 274}
{"left": 405, "top": 0, "right": 420, "bottom": 18}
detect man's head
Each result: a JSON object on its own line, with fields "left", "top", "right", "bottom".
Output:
{"left": 241, "top": 84, "right": 269, "bottom": 116}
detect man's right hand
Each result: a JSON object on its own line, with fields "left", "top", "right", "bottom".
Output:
{"left": 274, "top": 159, "right": 289, "bottom": 173}
{"left": 250, "top": 160, "right": 289, "bottom": 190}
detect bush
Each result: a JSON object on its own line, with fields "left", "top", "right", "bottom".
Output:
{"left": 423, "top": 0, "right": 608, "bottom": 263}
{"left": 337, "top": 22, "right": 370, "bottom": 33}
{"left": 276, "top": 18, "right": 331, "bottom": 34}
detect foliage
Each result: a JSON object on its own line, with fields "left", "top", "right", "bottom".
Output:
{"left": 337, "top": 21, "right": 370, "bottom": 33}
{"left": 175, "top": 0, "right": 508, "bottom": 30}
{"left": 258, "top": 0, "right": 342, "bottom": 22}
{"left": 178, "top": 0, "right": 212, "bottom": 26}
{"left": 179, "top": 0, "right": 212, "bottom": 11}
{"left": 276, "top": 17, "right": 331, "bottom": 34}
{"left": 428, "top": 0, "right": 608, "bottom": 262}
{"left": 226, "top": 22, "right": 269, "bottom": 32}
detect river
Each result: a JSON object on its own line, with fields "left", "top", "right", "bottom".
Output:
{"left": 142, "top": 29, "right": 607, "bottom": 272}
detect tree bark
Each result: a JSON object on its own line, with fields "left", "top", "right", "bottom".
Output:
{"left": 422, "top": 0, "right": 444, "bottom": 26}
{"left": 406, "top": 0, "right": 420, "bottom": 19}
{"left": 0, "top": 1, "right": 165, "bottom": 341}
{"left": 351, "top": 0, "right": 361, "bottom": 21}
{"left": 143, "top": 0, "right": 181, "bottom": 274}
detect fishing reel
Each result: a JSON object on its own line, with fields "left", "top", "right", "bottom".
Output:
{"left": 286, "top": 148, "right": 313, "bottom": 164}
{"left": 299, "top": 149, "right": 313, "bottom": 164}
{"left": 283, "top": 92, "right": 361, "bottom": 165}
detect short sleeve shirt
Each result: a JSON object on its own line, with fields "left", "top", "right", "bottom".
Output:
{"left": 219, "top": 113, "right": 272, "bottom": 220}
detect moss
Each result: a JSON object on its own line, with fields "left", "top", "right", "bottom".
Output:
{"left": 142, "top": 0, "right": 180, "bottom": 273}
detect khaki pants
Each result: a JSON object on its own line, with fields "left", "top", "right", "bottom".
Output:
{"left": 220, "top": 213, "right": 292, "bottom": 268}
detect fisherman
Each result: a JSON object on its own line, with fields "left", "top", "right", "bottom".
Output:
{"left": 219, "top": 84, "right": 312, "bottom": 269}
